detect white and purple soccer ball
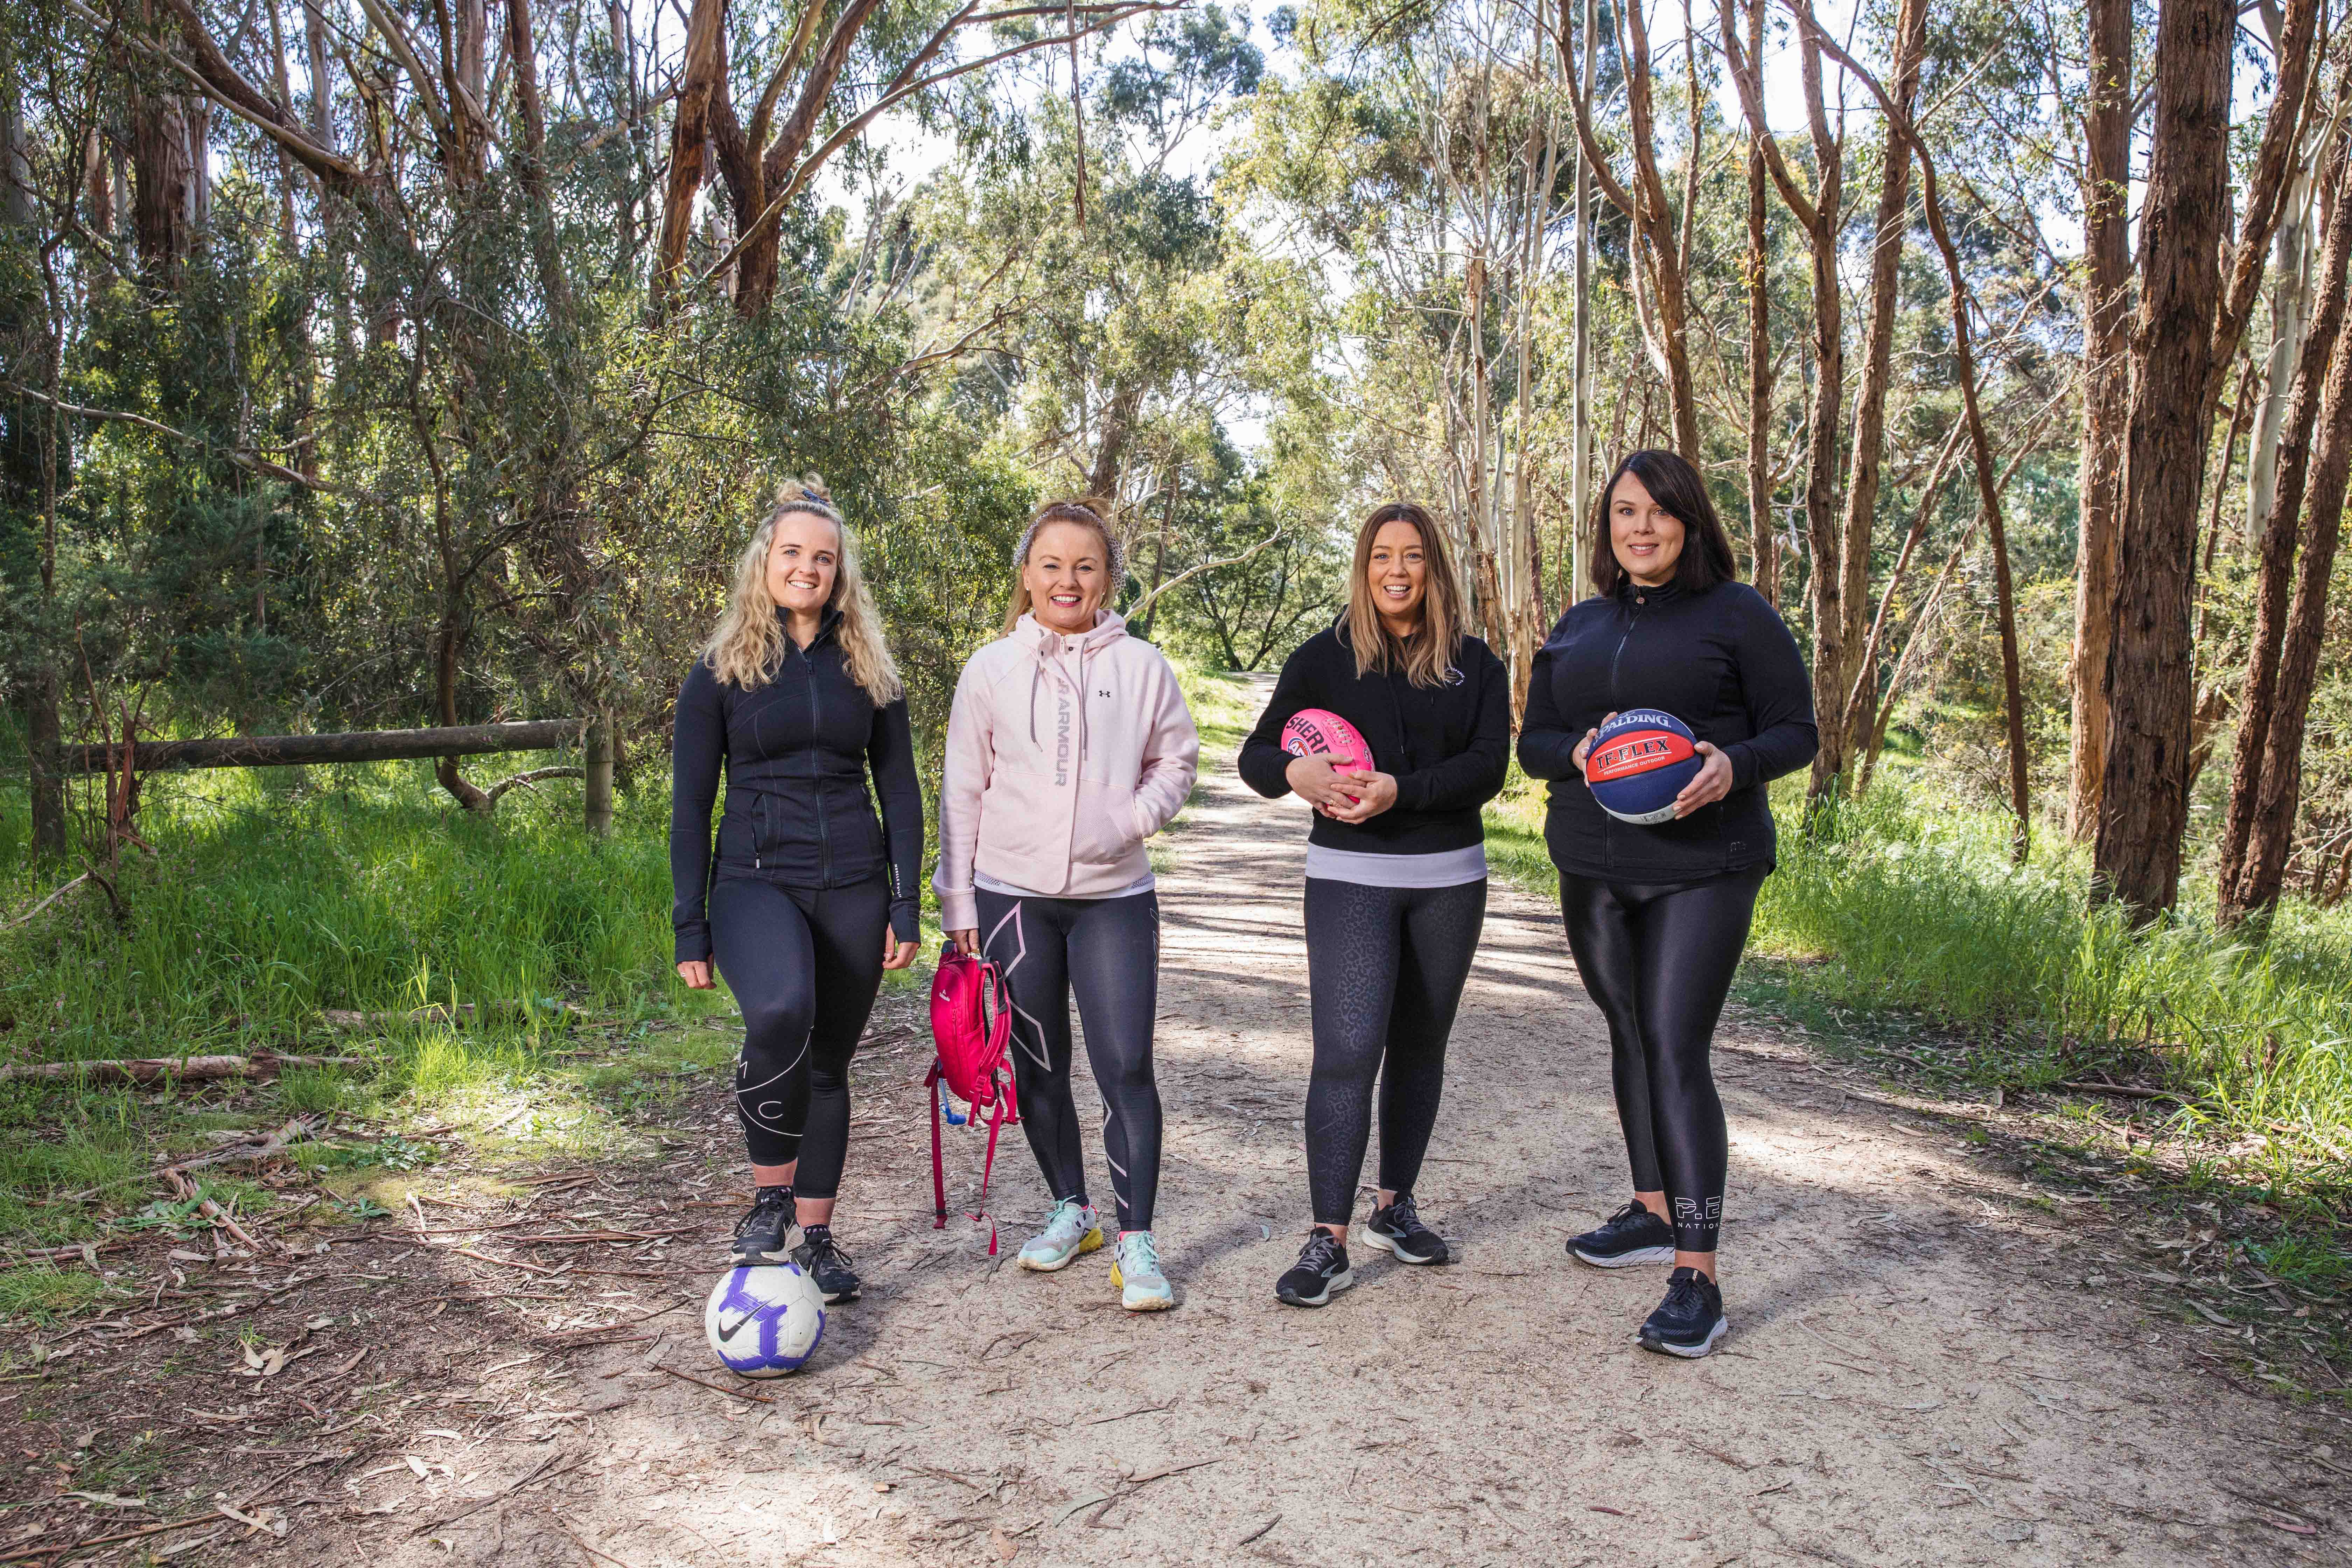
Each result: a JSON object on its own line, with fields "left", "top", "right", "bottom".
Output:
{"left": 704, "top": 1263, "right": 825, "bottom": 1378}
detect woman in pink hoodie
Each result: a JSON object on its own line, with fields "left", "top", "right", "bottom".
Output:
{"left": 936, "top": 499, "right": 1200, "bottom": 1311}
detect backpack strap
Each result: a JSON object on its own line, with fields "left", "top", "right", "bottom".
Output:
{"left": 978, "top": 961, "right": 1018, "bottom": 1123}
{"left": 974, "top": 1093, "right": 1007, "bottom": 1257}
{"left": 925, "top": 1060, "right": 947, "bottom": 1232}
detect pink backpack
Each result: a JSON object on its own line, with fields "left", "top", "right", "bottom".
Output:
{"left": 926, "top": 943, "right": 1020, "bottom": 1254}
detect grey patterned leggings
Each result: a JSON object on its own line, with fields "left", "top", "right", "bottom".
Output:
{"left": 1302, "top": 877, "right": 1487, "bottom": 1226}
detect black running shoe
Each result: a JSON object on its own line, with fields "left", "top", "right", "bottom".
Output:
{"left": 729, "top": 1185, "right": 797, "bottom": 1265}
{"left": 1569, "top": 1201, "right": 1676, "bottom": 1268}
{"left": 791, "top": 1225, "right": 860, "bottom": 1303}
{"left": 1360, "top": 1192, "right": 1450, "bottom": 1265}
{"left": 1274, "top": 1230, "right": 1353, "bottom": 1308}
{"left": 1638, "top": 1267, "right": 1727, "bottom": 1358}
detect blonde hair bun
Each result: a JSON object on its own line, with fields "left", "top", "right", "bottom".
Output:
{"left": 775, "top": 474, "right": 838, "bottom": 516}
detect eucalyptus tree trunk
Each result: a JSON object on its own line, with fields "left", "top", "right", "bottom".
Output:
{"left": 1723, "top": 0, "right": 1844, "bottom": 803}
{"left": 1568, "top": 0, "right": 1594, "bottom": 606}
{"left": 1742, "top": 0, "right": 1773, "bottom": 609}
{"left": 2092, "top": 0, "right": 2238, "bottom": 916}
{"left": 2220, "top": 109, "right": 2352, "bottom": 922}
{"left": 128, "top": 0, "right": 209, "bottom": 285}
{"left": 2248, "top": 172, "right": 2314, "bottom": 530}
{"left": 2064, "top": 0, "right": 2133, "bottom": 841}
{"left": 1833, "top": 0, "right": 1928, "bottom": 776}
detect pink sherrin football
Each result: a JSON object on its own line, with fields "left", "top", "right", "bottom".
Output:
{"left": 1280, "top": 707, "right": 1374, "bottom": 772}
{"left": 1280, "top": 707, "right": 1374, "bottom": 807}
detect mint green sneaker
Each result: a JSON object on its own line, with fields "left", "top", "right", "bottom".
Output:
{"left": 1017, "top": 1198, "right": 1103, "bottom": 1272}
{"left": 1110, "top": 1230, "right": 1174, "bottom": 1312}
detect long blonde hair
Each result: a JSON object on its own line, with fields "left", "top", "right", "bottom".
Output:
{"left": 1003, "top": 497, "right": 1126, "bottom": 634}
{"left": 704, "top": 477, "right": 904, "bottom": 703}
{"left": 1342, "top": 501, "right": 1465, "bottom": 689}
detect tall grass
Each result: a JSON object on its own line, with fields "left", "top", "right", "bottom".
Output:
{"left": 1, "top": 758, "right": 690, "bottom": 1065}
{"left": 1486, "top": 770, "right": 2352, "bottom": 1205}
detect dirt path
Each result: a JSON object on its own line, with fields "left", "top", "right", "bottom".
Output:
{"left": 12, "top": 713, "right": 2348, "bottom": 1566}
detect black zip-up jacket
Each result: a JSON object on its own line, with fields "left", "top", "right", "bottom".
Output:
{"left": 1518, "top": 579, "right": 1815, "bottom": 880}
{"left": 1237, "top": 624, "right": 1510, "bottom": 854}
{"left": 669, "top": 611, "right": 924, "bottom": 961}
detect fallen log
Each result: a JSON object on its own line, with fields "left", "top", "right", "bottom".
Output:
{"left": 159, "top": 1115, "right": 317, "bottom": 1176}
{"left": 317, "top": 1001, "right": 586, "bottom": 1029}
{"left": 0, "top": 1053, "right": 361, "bottom": 1085}
{"left": 59, "top": 718, "right": 588, "bottom": 775}
{"left": 2055, "top": 1079, "right": 2189, "bottom": 1103}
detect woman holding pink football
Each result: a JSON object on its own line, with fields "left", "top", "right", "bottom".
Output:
{"left": 1238, "top": 502, "right": 1510, "bottom": 1308}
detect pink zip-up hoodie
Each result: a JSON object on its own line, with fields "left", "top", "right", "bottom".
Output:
{"left": 933, "top": 611, "right": 1200, "bottom": 931}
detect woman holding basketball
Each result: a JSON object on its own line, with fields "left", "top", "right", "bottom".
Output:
{"left": 1519, "top": 449, "right": 1815, "bottom": 1358}
{"left": 1238, "top": 502, "right": 1509, "bottom": 1308}
{"left": 671, "top": 477, "right": 925, "bottom": 1305}
{"left": 936, "top": 499, "right": 1199, "bottom": 1312}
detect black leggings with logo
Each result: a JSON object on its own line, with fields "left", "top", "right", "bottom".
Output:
{"left": 708, "top": 874, "right": 886, "bottom": 1196}
{"left": 1557, "top": 867, "right": 1765, "bottom": 1252}
{"left": 976, "top": 887, "right": 1163, "bottom": 1233}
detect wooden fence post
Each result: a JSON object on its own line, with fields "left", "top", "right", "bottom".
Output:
{"left": 584, "top": 712, "right": 614, "bottom": 837}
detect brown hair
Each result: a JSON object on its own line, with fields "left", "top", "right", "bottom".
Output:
{"left": 1588, "top": 449, "right": 1740, "bottom": 597}
{"left": 1003, "top": 497, "right": 1126, "bottom": 634}
{"left": 1342, "top": 501, "right": 1466, "bottom": 689}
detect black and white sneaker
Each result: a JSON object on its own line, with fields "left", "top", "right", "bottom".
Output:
{"left": 1274, "top": 1231, "right": 1353, "bottom": 1308}
{"left": 1637, "top": 1267, "right": 1727, "bottom": 1358}
{"left": 1569, "top": 1201, "right": 1676, "bottom": 1268}
{"left": 729, "top": 1185, "right": 798, "bottom": 1265}
{"left": 791, "top": 1225, "right": 861, "bottom": 1303}
{"left": 1360, "top": 1192, "right": 1450, "bottom": 1265}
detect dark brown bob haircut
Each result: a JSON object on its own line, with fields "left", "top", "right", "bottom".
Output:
{"left": 1588, "top": 448, "right": 1741, "bottom": 597}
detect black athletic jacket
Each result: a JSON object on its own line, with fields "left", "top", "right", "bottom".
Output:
{"left": 669, "top": 610, "right": 924, "bottom": 961}
{"left": 1237, "top": 623, "right": 1510, "bottom": 855}
{"left": 1518, "top": 579, "right": 1815, "bottom": 881}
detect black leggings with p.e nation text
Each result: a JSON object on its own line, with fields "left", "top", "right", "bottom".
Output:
{"left": 1558, "top": 868, "right": 1764, "bottom": 1253}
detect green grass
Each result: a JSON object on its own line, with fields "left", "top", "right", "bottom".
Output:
{"left": 1486, "top": 770, "right": 2352, "bottom": 1214}
{"left": 0, "top": 754, "right": 745, "bottom": 1281}
{"left": 0, "top": 1265, "right": 105, "bottom": 1324}
{"left": 0, "top": 753, "right": 699, "bottom": 1066}
{"left": 1175, "top": 663, "right": 1259, "bottom": 754}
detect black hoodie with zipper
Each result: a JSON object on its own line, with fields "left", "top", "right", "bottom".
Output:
{"left": 669, "top": 610, "right": 924, "bottom": 962}
{"left": 1237, "top": 623, "right": 1510, "bottom": 854}
{"left": 1517, "top": 579, "right": 1815, "bottom": 881}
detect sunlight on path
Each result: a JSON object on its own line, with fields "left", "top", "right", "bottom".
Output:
{"left": 349, "top": 718, "right": 2344, "bottom": 1568}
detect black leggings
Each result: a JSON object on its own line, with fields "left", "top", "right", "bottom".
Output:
{"left": 1558, "top": 868, "right": 1764, "bottom": 1252}
{"left": 1302, "top": 877, "right": 1486, "bottom": 1227}
{"left": 976, "top": 888, "right": 1163, "bottom": 1232}
{"left": 708, "top": 874, "right": 887, "bottom": 1195}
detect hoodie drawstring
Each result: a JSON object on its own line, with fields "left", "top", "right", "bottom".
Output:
{"left": 1023, "top": 620, "right": 1102, "bottom": 767}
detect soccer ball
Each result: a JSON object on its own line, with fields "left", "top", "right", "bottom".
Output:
{"left": 704, "top": 1263, "right": 825, "bottom": 1378}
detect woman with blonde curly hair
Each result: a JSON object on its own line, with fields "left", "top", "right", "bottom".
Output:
{"left": 670, "top": 477, "right": 923, "bottom": 1305}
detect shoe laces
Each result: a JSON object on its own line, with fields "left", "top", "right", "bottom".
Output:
{"left": 737, "top": 1187, "right": 792, "bottom": 1234}
{"left": 1119, "top": 1231, "right": 1161, "bottom": 1276}
{"left": 1608, "top": 1200, "right": 1656, "bottom": 1231}
{"left": 1385, "top": 1192, "right": 1423, "bottom": 1230}
{"left": 1297, "top": 1230, "right": 1344, "bottom": 1270}
{"left": 806, "top": 1231, "right": 854, "bottom": 1270}
{"left": 1043, "top": 1196, "right": 1088, "bottom": 1232}
{"left": 1661, "top": 1268, "right": 1710, "bottom": 1314}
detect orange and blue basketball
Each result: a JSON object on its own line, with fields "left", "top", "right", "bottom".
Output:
{"left": 1584, "top": 708, "right": 1702, "bottom": 825}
